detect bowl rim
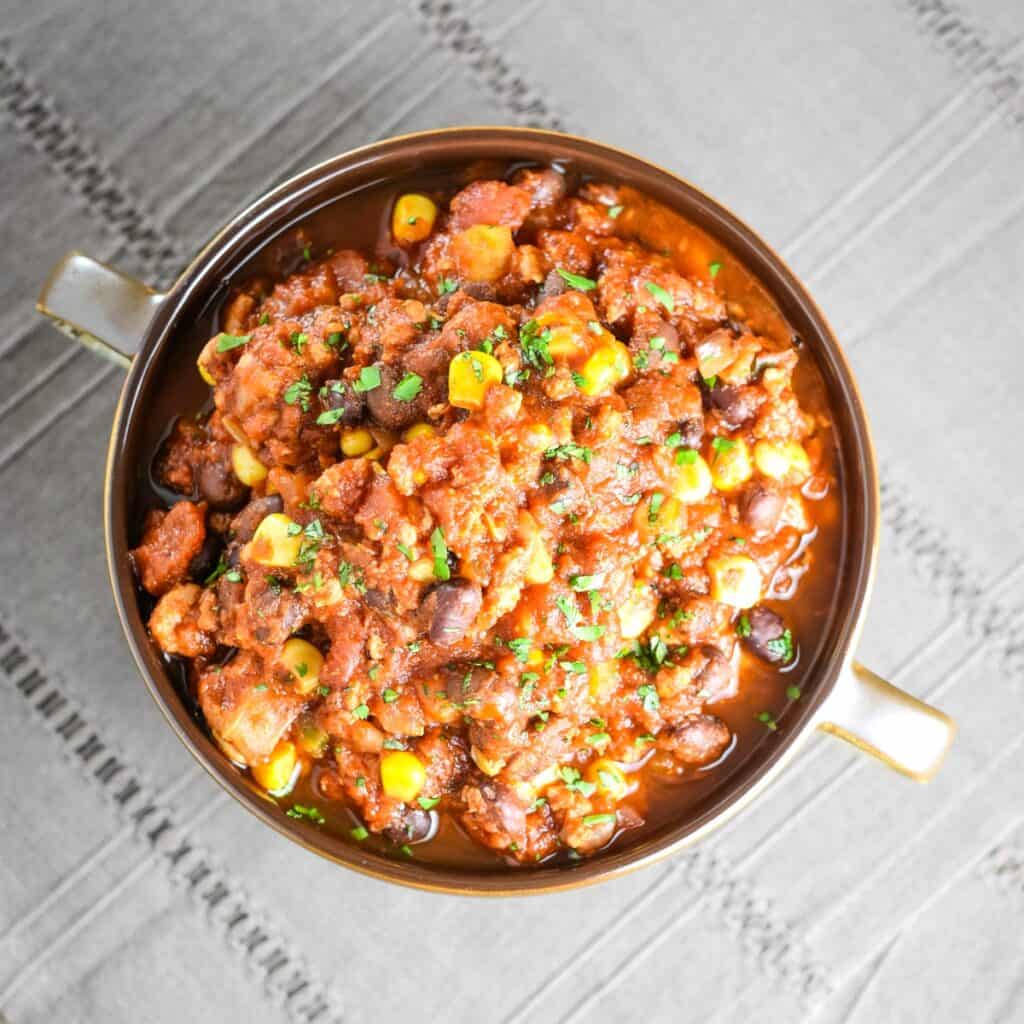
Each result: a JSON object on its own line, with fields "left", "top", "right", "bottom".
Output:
{"left": 104, "top": 125, "right": 879, "bottom": 896}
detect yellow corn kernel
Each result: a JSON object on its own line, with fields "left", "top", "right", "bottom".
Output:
{"left": 380, "top": 750, "right": 427, "bottom": 802}
{"left": 588, "top": 661, "right": 620, "bottom": 700}
{"left": 753, "top": 439, "right": 810, "bottom": 484}
{"left": 523, "top": 422, "right": 554, "bottom": 451}
{"left": 298, "top": 721, "right": 329, "bottom": 758}
{"left": 709, "top": 437, "right": 752, "bottom": 492}
{"left": 251, "top": 740, "right": 297, "bottom": 795}
{"left": 277, "top": 637, "right": 324, "bottom": 695}
{"left": 391, "top": 193, "right": 438, "bottom": 245}
{"left": 578, "top": 340, "right": 632, "bottom": 396}
{"left": 408, "top": 556, "right": 435, "bottom": 583}
{"left": 231, "top": 443, "right": 268, "bottom": 486}
{"left": 587, "top": 759, "right": 629, "bottom": 800}
{"left": 707, "top": 554, "right": 762, "bottom": 608}
{"left": 546, "top": 324, "right": 587, "bottom": 358}
{"left": 470, "top": 745, "right": 506, "bottom": 778}
{"left": 672, "top": 453, "right": 713, "bottom": 504}
{"left": 340, "top": 427, "right": 375, "bottom": 457}
{"left": 198, "top": 359, "right": 216, "bottom": 386}
{"left": 448, "top": 350, "right": 503, "bottom": 411}
{"left": 452, "top": 224, "right": 515, "bottom": 282}
{"left": 249, "top": 512, "right": 303, "bottom": 567}
{"left": 617, "top": 583, "right": 658, "bottom": 639}
{"left": 402, "top": 422, "right": 436, "bottom": 443}
{"left": 525, "top": 538, "right": 554, "bottom": 585}
{"left": 633, "top": 492, "right": 682, "bottom": 542}
{"left": 526, "top": 648, "right": 545, "bottom": 669}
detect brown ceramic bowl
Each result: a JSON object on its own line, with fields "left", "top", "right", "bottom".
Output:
{"left": 37, "top": 127, "right": 954, "bottom": 895}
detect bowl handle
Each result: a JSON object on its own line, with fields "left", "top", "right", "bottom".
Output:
{"left": 36, "top": 251, "right": 165, "bottom": 367}
{"left": 817, "top": 662, "right": 956, "bottom": 780}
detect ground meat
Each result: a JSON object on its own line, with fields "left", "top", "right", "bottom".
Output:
{"left": 131, "top": 501, "right": 208, "bottom": 596}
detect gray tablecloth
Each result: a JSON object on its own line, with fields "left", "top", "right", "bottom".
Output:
{"left": 2, "top": 1, "right": 1023, "bottom": 1021}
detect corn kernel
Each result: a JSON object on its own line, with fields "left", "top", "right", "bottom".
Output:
{"left": 380, "top": 750, "right": 427, "bottom": 802}
{"left": 249, "top": 512, "right": 303, "bottom": 567}
{"left": 452, "top": 224, "right": 515, "bottom": 282}
{"left": 448, "top": 350, "right": 503, "bottom": 410}
{"left": 523, "top": 422, "right": 554, "bottom": 451}
{"left": 709, "top": 437, "right": 753, "bottom": 492}
{"left": 277, "top": 637, "right": 324, "bottom": 695}
{"left": 587, "top": 759, "right": 629, "bottom": 800}
{"left": 578, "top": 340, "right": 632, "bottom": 396}
{"left": 633, "top": 492, "right": 682, "bottom": 542}
{"left": 588, "top": 661, "right": 620, "bottom": 700}
{"left": 391, "top": 193, "right": 438, "bottom": 245}
{"left": 408, "top": 556, "right": 435, "bottom": 582}
{"left": 341, "top": 428, "right": 375, "bottom": 457}
{"left": 231, "top": 443, "right": 268, "bottom": 486}
{"left": 546, "top": 324, "right": 587, "bottom": 358}
{"left": 198, "top": 359, "right": 216, "bottom": 386}
{"left": 524, "top": 537, "right": 554, "bottom": 584}
{"left": 707, "top": 554, "right": 762, "bottom": 608}
{"left": 526, "top": 648, "right": 545, "bottom": 669}
{"left": 402, "top": 422, "right": 436, "bottom": 443}
{"left": 618, "top": 583, "right": 658, "bottom": 639}
{"left": 251, "top": 740, "right": 297, "bottom": 795}
{"left": 672, "top": 453, "right": 713, "bottom": 504}
{"left": 753, "top": 439, "right": 810, "bottom": 484}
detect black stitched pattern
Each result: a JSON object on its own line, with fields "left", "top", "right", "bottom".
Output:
{"left": 416, "top": 0, "right": 566, "bottom": 130}
{"left": 0, "top": 41, "right": 186, "bottom": 289}
{"left": 879, "top": 467, "right": 1024, "bottom": 673}
{"left": 0, "top": 611, "right": 346, "bottom": 1024}
{"left": 903, "top": 0, "right": 1024, "bottom": 128}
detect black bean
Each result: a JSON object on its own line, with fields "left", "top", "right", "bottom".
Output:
{"left": 384, "top": 808, "right": 435, "bottom": 844}
{"left": 741, "top": 606, "right": 789, "bottom": 664}
{"left": 739, "top": 482, "right": 785, "bottom": 535}
{"left": 230, "top": 494, "right": 284, "bottom": 544}
{"left": 363, "top": 587, "right": 394, "bottom": 612}
{"left": 709, "top": 383, "right": 759, "bottom": 427}
{"left": 196, "top": 458, "right": 248, "bottom": 510}
{"left": 365, "top": 364, "right": 429, "bottom": 431}
{"left": 188, "top": 533, "right": 222, "bottom": 581}
{"left": 318, "top": 378, "right": 365, "bottom": 427}
{"left": 693, "top": 644, "right": 732, "bottom": 701}
{"left": 424, "top": 579, "right": 483, "bottom": 646}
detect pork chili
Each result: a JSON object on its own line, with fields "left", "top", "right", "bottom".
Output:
{"left": 131, "top": 165, "right": 837, "bottom": 866}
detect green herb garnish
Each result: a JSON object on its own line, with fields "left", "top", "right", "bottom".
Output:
{"left": 556, "top": 267, "right": 597, "bottom": 292}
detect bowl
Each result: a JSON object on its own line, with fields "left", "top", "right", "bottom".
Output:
{"left": 36, "top": 127, "right": 955, "bottom": 894}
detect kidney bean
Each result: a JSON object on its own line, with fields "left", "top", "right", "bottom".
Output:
{"left": 658, "top": 713, "right": 731, "bottom": 765}
{"left": 424, "top": 579, "right": 483, "bottom": 646}
{"left": 384, "top": 808, "right": 436, "bottom": 844}
{"left": 741, "top": 605, "right": 789, "bottom": 664}
{"left": 709, "top": 383, "right": 760, "bottom": 427}
{"left": 693, "top": 644, "right": 732, "bottom": 701}
{"left": 739, "top": 482, "right": 785, "bottom": 535}
{"left": 319, "top": 378, "right": 365, "bottom": 427}
{"left": 196, "top": 457, "right": 248, "bottom": 510}
{"left": 365, "top": 363, "right": 430, "bottom": 431}
{"left": 230, "top": 494, "right": 284, "bottom": 544}
{"left": 188, "top": 533, "right": 222, "bottom": 581}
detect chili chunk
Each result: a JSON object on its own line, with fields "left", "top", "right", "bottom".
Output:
{"left": 133, "top": 167, "right": 832, "bottom": 865}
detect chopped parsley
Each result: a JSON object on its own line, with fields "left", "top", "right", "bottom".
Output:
{"left": 555, "top": 594, "right": 606, "bottom": 642}
{"left": 647, "top": 492, "right": 665, "bottom": 524}
{"left": 283, "top": 374, "right": 312, "bottom": 411}
{"left": 353, "top": 703, "right": 370, "bottom": 720}
{"left": 507, "top": 637, "right": 532, "bottom": 663}
{"left": 711, "top": 436, "right": 737, "bottom": 454}
{"left": 438, "top": 276, "right": 458, "bottom": 294}
{"left": 583, "top": 813, "right": 617, "bottom": 826}
{"left": 316, "top": 407, "right": 346, "bottom": 426}
{"left": 637, "top": 683, "right": 660, "bottom": 711}
{"left": 518, "top": 318, "right": 554, "bottom": 372}
{"left": 215, "top": 332, "right": 251, "bottom": 352}
{"left": 709, "top": 261, "right": 723, "bottom": 278}
{"left": 430, "top": 526, "right": 451, "bottom": 581}
{"left": 786, "top": 684, "right": 802, "bottom": 700}
{"left": 350, "top": 825, "right": 369, "bottom": 841}
{"left": 736, "top": 614, "right": 752, "bottom": 638}
{"left": 258, "top": 312, "right": 270, "bottom": 326}
{"left": 757, "top": 711, "right": 778, "bottom": 731}
{"left": 325, "top": 330, "right": 345, "bottom": 348}
{"left": 352, "top": 365, "right": 382, "bottom": 393}
{"left": 417, "top": 796, "right": 440, "bottom": 810}
{"left": 559, "top": 765, "right": 596, "bottom": 797}
{"left": 392, "top": 372, "right": 423, "bottom": 402}
{"left": 381, "top": 688, "right": 399, "bottom": 703}
{"left": 569, "top": 573, "right": 604, "bottom": 591}
{"left": 619, "top": 634, "right": 671, "bottom": 673}
{"left": 643, "top": 281, "right": 675, "bottom": 313}
{"left": 286, "top": 804, "right": 324, "bottom": 825}
{"left": 396, "top": 541, "right": 414, "bottom": 561}
{"left": 544, "top": 443, "right": 592, "bottom": 465}
{"left": 290, "top": 331, "right": 308, "bottom": 354}
{"left": 675, "top": 448, "right": 698, "bottom": 466}
{"left": 556, "top": 267, "right": 597, "bottom": 291}
{"left": 203, "top": 553, "right": 231, "bottom": 586}
{"left": 766, "top": 629, "right": 795, "bottom": 664}
{"left": 607, "top": 204, "right": 624, "bottom": 219}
